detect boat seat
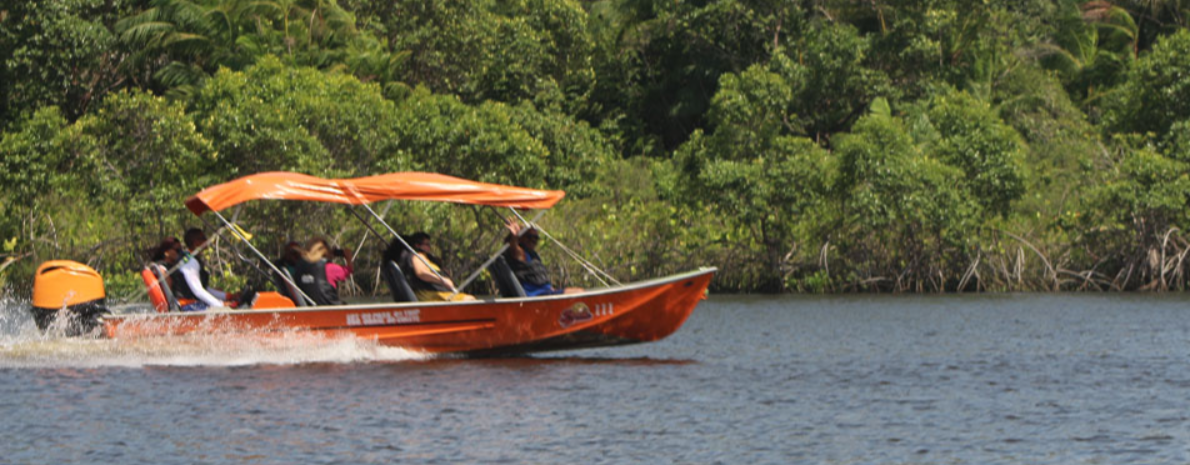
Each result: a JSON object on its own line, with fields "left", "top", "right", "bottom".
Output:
{"left": 491, "top": 256, "right": 526, "bottom": 298}
{"left": 270, "top": 268, "right": 307, "bottom": 307}
{"left": 382, "top": 260, "right": 418, "bottom": 303}
{"left": 143, "top": 263, "right": 181, "bottom": 313}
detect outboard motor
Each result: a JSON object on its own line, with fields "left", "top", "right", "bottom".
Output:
{"left": 30, "top": 260, "right": 109, "bottom": 336}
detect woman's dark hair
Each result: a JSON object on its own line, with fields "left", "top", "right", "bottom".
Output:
{"left": 407, "top": 232, "right": 431, "bottom": 245}
{"left": 150, "top": 237, "right": 181, "bottom": 262}
{"left": 384, "top": 232, "right": 428, "bottom": 264}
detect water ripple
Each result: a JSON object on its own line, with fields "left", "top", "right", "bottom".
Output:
{"left": 2, "top": 294, "right": 1190, "bottom": 463}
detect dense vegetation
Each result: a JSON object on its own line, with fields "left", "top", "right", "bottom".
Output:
{"left": 4, "top": 0, "right": 1190, "bottom": 297}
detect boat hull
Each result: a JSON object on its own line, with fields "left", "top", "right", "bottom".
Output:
{"left": 102, "top": 268, "right": 716, "bottom": 355}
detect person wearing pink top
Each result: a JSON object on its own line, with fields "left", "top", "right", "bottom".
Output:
{"left": 309, "top": 237, "right": 353, "bottom": 289}
{"left": 293, "top": 238, "right": 355, "bottom": 306}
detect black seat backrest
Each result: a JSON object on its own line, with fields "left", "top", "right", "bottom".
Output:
{"left": 382, "top": 260, "right": 418, "bottom": 303}
{"left": 268, "top": 269, "right": 289, "bottom": 298}
{"left": 491, "top": 255, "right": 526, "bottom": 298}
{"left": 273, "top": 268, "right": 307, "bottom": 307}
{"left": 149, "top": 264, "right": 181, "bottom": 312}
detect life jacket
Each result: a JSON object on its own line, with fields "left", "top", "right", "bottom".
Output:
{"left": 505, "top": 249, "right": 551, "bottom": 286}
{"left": 170, "top": 254, "right": 209, "bottom": 301}
{"left": 400, "top": 251, "right": 451, "bottom": 292}
{"left": 294, "top": 258, "right": 342, "bottom": 306}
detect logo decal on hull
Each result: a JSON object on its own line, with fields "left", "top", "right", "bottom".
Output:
{"left": 559, "top": 302, "right": 593, "bottom": 328}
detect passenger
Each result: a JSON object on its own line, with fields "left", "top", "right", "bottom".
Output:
{"left": 173, "top": 228, "right": 253, "bottom": 311}
{"left": 308, "top": 237, "right": 354, "bottom": 289}
{"left": 148, "top": 237, "right": 183, "bottom": 288}
{"left": 269, "top": 240, "right": 304, "bottom": 301}
{"left": 292, "top": 239, "right": 346, "bottom": 306}
{"left": 274, "top": 241, "right": 303, "bottom": 278}
{"left": 398, "top": 232, "right": 475, "bottom": 302}
{"left": 504, "top": 218, "right": 583, "bottom": 296}
{"left": 149, "top": 237, "right": 183, "bottom": 267}
{"left": 382, "top": 237, "right": 406, "bottom": 267}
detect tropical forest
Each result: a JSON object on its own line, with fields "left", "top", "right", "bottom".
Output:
{"left": 3, "top": 0, "right": 1190, "bottom": 298}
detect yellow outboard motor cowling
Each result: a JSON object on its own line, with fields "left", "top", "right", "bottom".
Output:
{"left": 31, "top": 260, "right": 109, "bottom": 336}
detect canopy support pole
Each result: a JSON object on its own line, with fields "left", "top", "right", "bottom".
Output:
{"left": 345, "top": 207, "right": 390, "bottom": 250}
{"left": 449, "top": 209, "right": 548, "bottom": 299}
{"left": 506, "top": 208, "right": 620, "bottom": 287}
{"left": 210, "top": 211, "right": 315, "bottom": 306}
{"left": 115, "top": 218, "right": 232, "bottom": 305}
{"left": 356, "top": 204, "right": 457, "bottom": 293}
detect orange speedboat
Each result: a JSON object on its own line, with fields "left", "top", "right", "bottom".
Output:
{"left": 43, "top": 172, "right": 715, "bottom": 355}
{"left": 105, "top": 269, "right": 714, "bottom": 355}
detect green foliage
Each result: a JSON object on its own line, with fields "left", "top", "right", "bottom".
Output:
{"left": 682, "top": 81, "right": 830, "bottom": 225}
{"left": 377, "top": 85, "right": 614, "bottom": 192}
{"left": 673, "top": 61, "right": 834, "bottom": 289}
{"left": 0, "top": 107, "right": 85, "bottom": 265}
{"left": 505, "top": 102, "right": 618, "bottom": 197}
{"left": 834, "top": 112, "right": 979, "bottom": 289}
{"left": 0, "top": 89, "right": 215, "bottom": 285}
{"left": 995, "top": 65, "right": 1103, "bottom": 247}
{"left": 777, "top": 22, "right": 894, "bottom": 142}
{"left": 551, "top": 158, "right": 726, "bottom": 287}
{"left": 0, "top": 0, "right": 129, "bottom": 126}
{"left": 191, "top": 56, "right": 402, "bottom": 176}
{"left": 79, "top": 89, "right": 216, "bottom": 236}
{"left": 1032, "top": 0, "right": 1135, "bottom": 111}
{"left": 103, "top": 271, "right": 147, "bottom": 304}
{"left": 681, "top": 132, "right": 831, "bottom": 232}
{"left": 0, "top": 107, "right": 79, "bottom": 207}
{"left": 595, "top": 0, "right": 779, "bottom": 152}
{"left": 1115, "top": 0, "right": 1190, "bottom": 50}
{"left": 866, "top": 1, "right": 1023, "bottom": 99}
{"left": 1106, "top": 28, "right": 1190, "bottom": 137}
{"left": 349, "top": 0, "right": 596, "bottom": 110}
{"left": 791, "top": 270, "right": 832, "bottom": 294}
{"left": 1110, "top": 149, "right": 1190, "bottom": 224}
{"left": 924, "top": 90, "right": 1026, "bottom": 216}
{"left": 1077, "top": 142, "right": 1190, "bottom": 288}
{"left": 116, "top": 0, "right": 363, "bottom": 96}
{"left": 705, "top": 64, "right": 794, "bottom": 151}
{"left": 380, "top": 87, "right": 549, "bottom": 186}
{"left": 1162, "top": 119, "right": 1190, "bottom": 164}
{"left": 7, "top": 0, "right": 1190, "bottom": 293}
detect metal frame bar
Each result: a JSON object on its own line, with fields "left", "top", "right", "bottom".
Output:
{"left": 506, "top": 208, "right": 618, "bottom": 287}
{"left": 200, "top": 199, "right": 598, "bottom": 305}
{"left": 211, "top": 210, "right": 315, "bottom": 306}
{"left": 449, "top": 208, "right": 548, "bottom": 298}
{"left": 357, "top": 204, "right": 456, "bottom": 292}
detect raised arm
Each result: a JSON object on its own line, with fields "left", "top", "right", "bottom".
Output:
{"left": 342, "top": 247, "right": 354, "bottom": 274}
{"left": 505, "top": 217, "right": 526, "bottom": 262}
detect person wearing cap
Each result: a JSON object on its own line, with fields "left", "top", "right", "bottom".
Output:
{"left": 504, "top": 218, "right": 583, "bottom": 296}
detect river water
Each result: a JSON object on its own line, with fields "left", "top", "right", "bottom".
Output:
{"left": 2, "top": 293, "right": 1190, "bottom": 464}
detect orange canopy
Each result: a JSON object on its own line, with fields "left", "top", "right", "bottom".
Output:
{"left": 184, "top": 172, "right": 566, "bottom": 215}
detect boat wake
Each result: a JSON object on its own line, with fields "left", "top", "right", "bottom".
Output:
{"left": 0, "top": 298, "right": 429, "bottom": 368}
